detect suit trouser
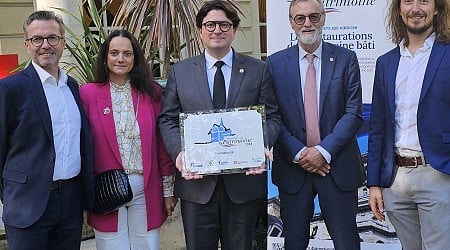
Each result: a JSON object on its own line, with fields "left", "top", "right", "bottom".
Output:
{"left": 5, "top": 178, "right": 83, "bottom": 250}
{"left": 180, "top": 176, "right": 258, "bottom": 250}
{"left": 383, "top": 164, "right": 450, "bottom": 250}
{"left": 279, "top": 173, "right": 360, "bottom": 250}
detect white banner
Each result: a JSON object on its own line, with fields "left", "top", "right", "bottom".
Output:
{"left": 267, "top": 237, "right": 402, "bottom": 250}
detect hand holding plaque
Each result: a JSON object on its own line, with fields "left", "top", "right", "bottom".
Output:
{"left": 180, "top": 106, "right": 267, "bottom": 175}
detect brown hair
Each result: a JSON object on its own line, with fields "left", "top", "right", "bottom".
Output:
{"left": 387, "top": 0, "right": 450, "bottom": 46}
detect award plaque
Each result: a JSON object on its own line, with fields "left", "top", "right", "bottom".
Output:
{"left": 180, "top": 105, "right": 266, "bottom": 175}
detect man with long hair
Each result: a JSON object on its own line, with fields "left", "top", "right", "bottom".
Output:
{"left": 367, "top": 0, "right": 450, "bottom": 248}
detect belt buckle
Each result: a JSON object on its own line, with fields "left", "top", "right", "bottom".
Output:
{"left": 412, "top": 157, "right": 418, "bottom": 167}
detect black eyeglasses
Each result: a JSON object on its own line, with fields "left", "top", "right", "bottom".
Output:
{"left": 291, "top": 13, "right": 322, "bottom": 25}
{"left": 202, "top": 21, "right": 233, "bottom": 32}
{"left": 26, "top": 35, "right": 64, "bottom": 47}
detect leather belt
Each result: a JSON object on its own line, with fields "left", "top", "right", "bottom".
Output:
{"left": 51, "top": 176, "right": 79, "bottom": 190}
{"left": 394, "top": 154, "right": 426, "bottom": 168}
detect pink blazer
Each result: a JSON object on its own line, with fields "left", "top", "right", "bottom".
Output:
{"left": 79, "top": 82, "right": 175, "bottom": 232}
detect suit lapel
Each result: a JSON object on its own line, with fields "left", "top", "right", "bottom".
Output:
{"left": 285, "top": 46, "right": 305, "bottom": 121}
{"left": 420, "top": 42, "right": 445, "bottom": 104}
{"left": 192, "top": 55, "right": 215, "bottom": 109}
{"left": 387, "top": 48, "right": 401, "bottom": 119}
{"left": 319, "top": 43, "right": 336, "bottom": 119}
{"left": 227, "top": 52, "right": 245, "bottom": 107}
{"left": 96, "top": 84, "right": 122, "bottom": 164}
{"left": 24, "top": 65, "right": 53, "bottom": 144}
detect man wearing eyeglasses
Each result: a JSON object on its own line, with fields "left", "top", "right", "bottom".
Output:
{"left": 266, "top": 0, "right": 364, "bottom": 249}
{"left": 0, "top": 10, "right": 94, "bottom": 249}
{"left": 159, "top": 1, "right": 280, "bottom": 249}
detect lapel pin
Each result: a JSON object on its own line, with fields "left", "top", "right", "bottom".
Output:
{"left": 330, "top": 57, "right": 334, "bottom": 62}
{"left": 103, "top": 107, "right": 110, "bottom": 115}
{"left": 239, "top": 68, "right": 244, "bottom": 73}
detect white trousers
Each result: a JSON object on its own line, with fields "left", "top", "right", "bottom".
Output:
{"left": 94, "top": 174, "right": 161, "bottom": 250}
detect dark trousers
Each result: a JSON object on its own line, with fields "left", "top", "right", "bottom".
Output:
{"left": 181, "top": 177, "right": 258, "bottom": 250}
{"left": 5, "top": 178, "right": 83, "bottom": 250}
{"left": 279, "top": 173, "right": 360, "bottom": 250}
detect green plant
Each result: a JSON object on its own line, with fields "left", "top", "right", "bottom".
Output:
{"left": 55, "top": 0, "right": 110, "bottom": 83}
{"left": 113, "top": 0, "right": 242, "bottom": 79}
{"left": 60, "top": 0, "right": 242, "bottom": 83}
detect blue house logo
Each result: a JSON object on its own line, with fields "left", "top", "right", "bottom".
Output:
{"left": 208, "top": 119, "right": 234, "bottom": 142}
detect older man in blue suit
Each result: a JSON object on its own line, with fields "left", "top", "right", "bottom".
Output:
{"left": 367, "top": 0, "right": 450, "bottom": 249}
{"left": 266, "top": 0, "right": 365, "bottom": 249}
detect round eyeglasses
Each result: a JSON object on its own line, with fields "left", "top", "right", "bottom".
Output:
{"left": 291, "top": 13, "right": 322, "bottom": 25}
{"left": 26, "top": 35, "right": 64, "bottom": 47}
{"left": 202, "top": 21, "right": 233, "bottom": 32}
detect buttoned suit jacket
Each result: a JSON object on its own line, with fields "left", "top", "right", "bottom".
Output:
{"left": 79, "top": 82, "right": 175, "bottom": 232}
{"left": 367, "top": 42, "right": 450, "bottom": 188}
{"left": 159, "top": 52, "right": 280, "bottom": 204}
{"left": 0, "top": 64, "right": 94, "bottom": 228}
{"left": 267, "top": 42, "right": 365, "bottom": 194}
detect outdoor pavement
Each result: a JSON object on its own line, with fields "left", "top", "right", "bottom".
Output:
{"left": 80, "top": 238, "right": 96, "bottom": 250}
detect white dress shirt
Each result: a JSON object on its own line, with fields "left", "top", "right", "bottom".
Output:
{"left": 394, "top": 34, "right": 435, "bottom": 157}
{"left": 32, "top": 61, "right": 81, "bottom": 181}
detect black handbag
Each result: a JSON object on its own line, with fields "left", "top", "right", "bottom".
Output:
{"left": 93, "top": 169, "right": 133, "bottom": 214}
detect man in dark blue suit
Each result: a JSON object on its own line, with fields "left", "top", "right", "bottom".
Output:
{"left": 367, "top": 0, "right": 450, "bottom": 248}
{"left": 266, "top": 0, "right": 364, "bottom": 249}
{"left": 0, "top": 11, "right": 94, "bottom": 249}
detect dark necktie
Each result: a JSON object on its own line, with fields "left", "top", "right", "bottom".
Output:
{"left": 213, "top": 61, "right": 226, "bottom": 109}
{"left": 304, "top": 54, "right": 321, "bottom": 146}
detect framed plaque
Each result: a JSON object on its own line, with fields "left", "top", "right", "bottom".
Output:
{"left": 180, "top": 105, "right": 266, "bottom": 175}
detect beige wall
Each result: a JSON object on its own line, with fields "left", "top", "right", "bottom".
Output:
{"left": 232, "top": 0, "right": 262, "bottom": 59}
{"left": 0, "top": 0, "right": 34, "bottom": 62}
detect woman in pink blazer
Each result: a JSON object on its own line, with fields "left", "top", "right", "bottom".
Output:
{"left": 79, "top": 29, "right": 176, "bottom": 250}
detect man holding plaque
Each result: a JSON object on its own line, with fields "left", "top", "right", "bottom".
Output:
{"left": 266, "top": 0, "right": 365, "bottom": 249}
{"left": 159, "top": 1, "right": 280, "bottom": 249}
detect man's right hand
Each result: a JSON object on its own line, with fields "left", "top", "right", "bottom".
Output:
{"left": 176, "top": 152, "right": 203, "bottom": 180}
{"left": 298, "top": 147, "right": 330, "bottom": 176}
{"left": 369, "top": 186, "right": 385, "bottom": 221}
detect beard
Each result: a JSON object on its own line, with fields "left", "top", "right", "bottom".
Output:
{"left": 297, "top": 29, "right": 322, "bottom": 45}
{"left": 403, "top": 11, "right": 435, "bottom": 35}
{"left": 405, "top": 20, "right": 434, "bottom": 35}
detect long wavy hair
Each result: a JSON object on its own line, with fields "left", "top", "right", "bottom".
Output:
{"left": 93, "top": 29, "right": 160, "bottom": 101}
{"left": 387, "top": 0, "right": 450, "bottom": 46}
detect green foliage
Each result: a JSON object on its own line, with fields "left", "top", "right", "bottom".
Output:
{"left": 54, "top": 0, "right": 110, "bottom": 83}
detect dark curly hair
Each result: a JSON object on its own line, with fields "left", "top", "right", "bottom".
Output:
{"left": 196, "top": 0, "right": 241, "bottom": 29}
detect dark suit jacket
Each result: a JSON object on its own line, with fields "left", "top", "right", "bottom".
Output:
{"left": 159, "top": 52, "right": 280, "bottom": 204}
{"left": 0, "top": 64, "right": 94, "bottom": 228}
{"left": 367, "top": 42, "right": 450, "bottom": 188}
{"left": 267, "top": 43, "right": 365, "bottom": 193}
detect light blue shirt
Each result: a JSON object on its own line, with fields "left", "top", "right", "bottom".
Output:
{"left": 32, "top": 61, "right": 81, "bottom": 180}
{"left": 204, "top": 49, "right": 233, "bottom": 101}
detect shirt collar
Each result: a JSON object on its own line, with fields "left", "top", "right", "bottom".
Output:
{"left": 204, "top": 49, "right": 234, "bottom": 70}
{"left": 298, "top": 42, "right": 323, "bottom": 61}
{"left": 399, "top": 33, "right": 435, "bottom": 56}
{"left": 32, "top": 61, "right": 68, "bottom": 86}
